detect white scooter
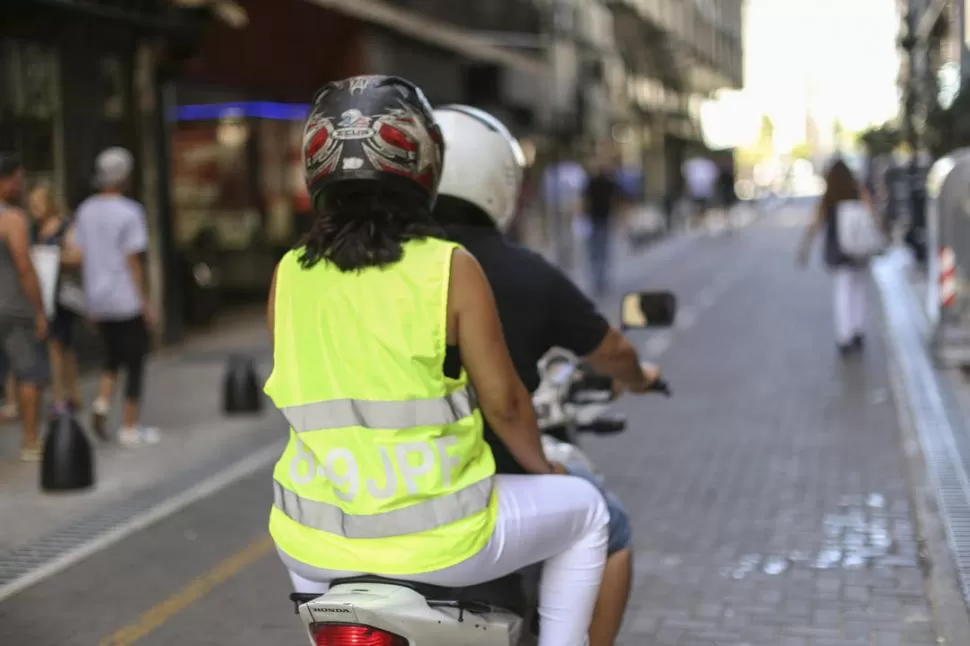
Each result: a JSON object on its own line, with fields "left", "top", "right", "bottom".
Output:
{"left": 288, "top": 291, "right": 676, "bottom": 646}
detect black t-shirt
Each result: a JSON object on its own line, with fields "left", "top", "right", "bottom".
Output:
{"left": 584, "top": 172, "right": 618, "bottom": 223}
{"left": 443, "top": 225, "right": 611, "bottom": 474}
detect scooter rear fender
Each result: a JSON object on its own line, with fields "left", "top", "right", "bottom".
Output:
{"left": 300, "top": 582, "right": 525, "bottom": 646}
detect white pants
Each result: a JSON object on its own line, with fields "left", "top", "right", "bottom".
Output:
{"left": 282, "top": 474, "right": 610, "bottom": 646}
{"left": 833, "top": 266, "right": 868, "bottom": 345}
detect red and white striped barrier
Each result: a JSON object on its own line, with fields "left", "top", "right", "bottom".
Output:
{"left": 941, "top": 246, "right": 957, "bottom": 308}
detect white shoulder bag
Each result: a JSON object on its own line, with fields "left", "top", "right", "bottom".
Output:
{"left": 28, "top": 245, "right": 60, "bottom": 318}
{"left": 836, "top": 200, "right": 886, "bottom": 260}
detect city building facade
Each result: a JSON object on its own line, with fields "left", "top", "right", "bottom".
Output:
{"left": 0, "top": 0, "right": 210, "bottom": 356}
{"left": 3, "top": 0, "right": 553, "bottom": 343}
{"left": 605, "top": 0, "right": 744, "bottom": 201}
{"left": 164, "top": 0, "right": 553, "bottom": 338}
{"left": 896, "top": 0, "right": 954, "bottom": 262}
{"left": 898, "top": 0, "right": 959, "bottom": 149}
{"left": 1, "top": 0, "right": 743, "bottom": 344}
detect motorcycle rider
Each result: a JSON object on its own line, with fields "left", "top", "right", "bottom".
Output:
{"left": 432, "top": 105, "right": 661, "bottom": 646}
{"left": 265, "top": 76, "right": 609, "bottom": 646}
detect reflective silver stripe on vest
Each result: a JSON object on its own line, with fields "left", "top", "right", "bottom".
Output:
{"left": 273, "top": 476, "right": 493, "bottom": 539}
{"left": 280, "top": 386, "right": 477, "bottom": 432}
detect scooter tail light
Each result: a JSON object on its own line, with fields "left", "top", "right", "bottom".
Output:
{"left": 311, "top": 623, "right": 408, "bottom": 646}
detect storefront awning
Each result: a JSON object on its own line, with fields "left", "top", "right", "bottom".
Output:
{"left": 8, "top": 0, "right": 188, "bottom": 32}
{"left": 302, "top": 0, "right": 546, "bottom": 77}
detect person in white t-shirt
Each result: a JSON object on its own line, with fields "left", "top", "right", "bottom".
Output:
{"left": 682, "top": 156, "right": 718, "bottom": 230}
{"left": 73, "top": 147, "right": 159, "bottom": 447}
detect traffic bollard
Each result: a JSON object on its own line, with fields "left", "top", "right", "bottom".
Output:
{"left": 223, "top": 353, "right": 263, "bottom": 414}
{"left": 41, "top": 413, "right": 95, "bottom": 492}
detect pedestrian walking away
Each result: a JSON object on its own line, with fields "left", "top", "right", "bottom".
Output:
{"left": 715, "top": 162, "right": 740, "bottom": 232}
{"left": 0, "top": 152, "right": 51, "bottom": 461}
{"left": 682, "top": 155, "right": 718, "bottom": 232}
{"left": 797, "top": 158, "right": 883, "bottom": 355}
{"left": 28, "top": 182, "right": 83, "bottom": 416}
{"left": 583, "top": 154, "right": 622, "bottom": 297}
{"left": 73, "top": 147, "right": 159, "bottom": 446}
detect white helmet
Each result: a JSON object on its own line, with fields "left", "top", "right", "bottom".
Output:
{"left": 433, "top": 105, "right": 526, "bottom": 231}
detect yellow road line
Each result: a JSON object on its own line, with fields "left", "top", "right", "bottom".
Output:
{"left": 98, "top": 535, "right": 275, "bottom": 646}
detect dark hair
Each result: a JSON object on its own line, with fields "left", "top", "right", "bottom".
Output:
{"left": 0, "top": 152, "right": 23, "bottom": 179}
{"left": 821, "top": 159, "right": 859, "bottom": 211}
{"left": 432, "top": 195, "right": 498, "bottom": 230}
{"left": 297, "top": 182, "right": 442, "bottom": 272}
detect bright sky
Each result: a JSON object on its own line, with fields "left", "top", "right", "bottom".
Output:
{"left": 742, "top": 0, "right": 901, "bottom": 151}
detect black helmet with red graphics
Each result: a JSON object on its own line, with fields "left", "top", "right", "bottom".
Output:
{"left": 302, "top": 75, "right": 445, "bottom": 212}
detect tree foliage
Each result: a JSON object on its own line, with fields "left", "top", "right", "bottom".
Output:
{"left": 789, "top": 142, "right": 813, "bottom": 160}
{"left": 914, "top": 10, "right": 951, "bottom": 158}
{"left": 858, "top": 123, "right": 901, "bottom": 156}
{"left": 925, "top": 77, "right": 970, "bottom": 158}
{"left": 757, "top": 115, "right": 774, "bottom": 149}
{"left": 737, "top": 115, "right": 776, "bottom": 168}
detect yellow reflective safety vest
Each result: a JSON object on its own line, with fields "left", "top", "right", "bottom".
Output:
{"left": 265, "top": 237, "right": 497, "bottom": 576}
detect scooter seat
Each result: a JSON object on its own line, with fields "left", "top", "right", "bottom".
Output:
{"left": 326, "top": 566, "right": 539, "bottom": 616}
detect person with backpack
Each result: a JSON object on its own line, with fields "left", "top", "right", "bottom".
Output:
{"left": 797, "top": 158, "right": 885, "bottom": 356}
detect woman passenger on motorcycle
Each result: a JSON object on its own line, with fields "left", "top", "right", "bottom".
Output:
{"left": 265, "top": 75, "right": 609, "bottom": 646}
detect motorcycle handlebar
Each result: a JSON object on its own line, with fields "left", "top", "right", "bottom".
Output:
{"left": 550, "top": 362, "right": 578, "bottom": 388}
{"left": 533, "top": 351, "right": 672, "bottom": 430}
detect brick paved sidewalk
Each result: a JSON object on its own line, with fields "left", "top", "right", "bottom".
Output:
{"left": 0, "top": 320, "right": 278, "bottom": 557}
{"left": 583, "top": 219, "right": 941, "bottom": 645}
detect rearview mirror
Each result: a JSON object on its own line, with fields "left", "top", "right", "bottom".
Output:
{"left": 620, "top": 291, "right": 676, "bottom": 329}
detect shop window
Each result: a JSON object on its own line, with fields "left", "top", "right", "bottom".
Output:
{"left": 17, "top": 119, "right": 56, "bottom": 186}
{"left": 171, "top": 110, "right": 271, "bottom": 255}
{"left": 19, "top": 43, "right": 58, "bottom": 120}
{"left": 0, "top": 40, "right": 61, "bottom": 190}
{"left": 101, "top": 56, "right": 126, "bottom": 120}
{"left": 0, "top": 50, "right": 14, "bottom": 152}
{"left": 94, "top": 54, "right": 132, "bottom": 162}
{"left": 257, "top": 118, "right": 304, "bottom": 245}
{"left": 169, "top": 99, "right": 316, "bottom": 297}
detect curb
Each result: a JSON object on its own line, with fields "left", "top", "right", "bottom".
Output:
{"left": 874, "top": 251, "right": 970, "bottom": 645}
{"left": 886, "top": 343, "right": 970, "bottom": 646}
{"left": 0, "top": 434, "right": 283, "bottom": 602}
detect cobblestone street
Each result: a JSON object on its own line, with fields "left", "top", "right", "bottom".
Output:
{"left": 593, "top": 208, "right": 939, "bottom": 645}
{"left": 0, "top": 209, "right": 949, "bottom": 645}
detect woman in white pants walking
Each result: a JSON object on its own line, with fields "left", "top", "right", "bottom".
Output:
{"left": 797, "top": 159, "right": 877, "bottom": 356}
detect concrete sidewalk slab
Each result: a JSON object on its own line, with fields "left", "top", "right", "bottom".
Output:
{"left": 0, "top": 321, "right": 280, "bottom": 558}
